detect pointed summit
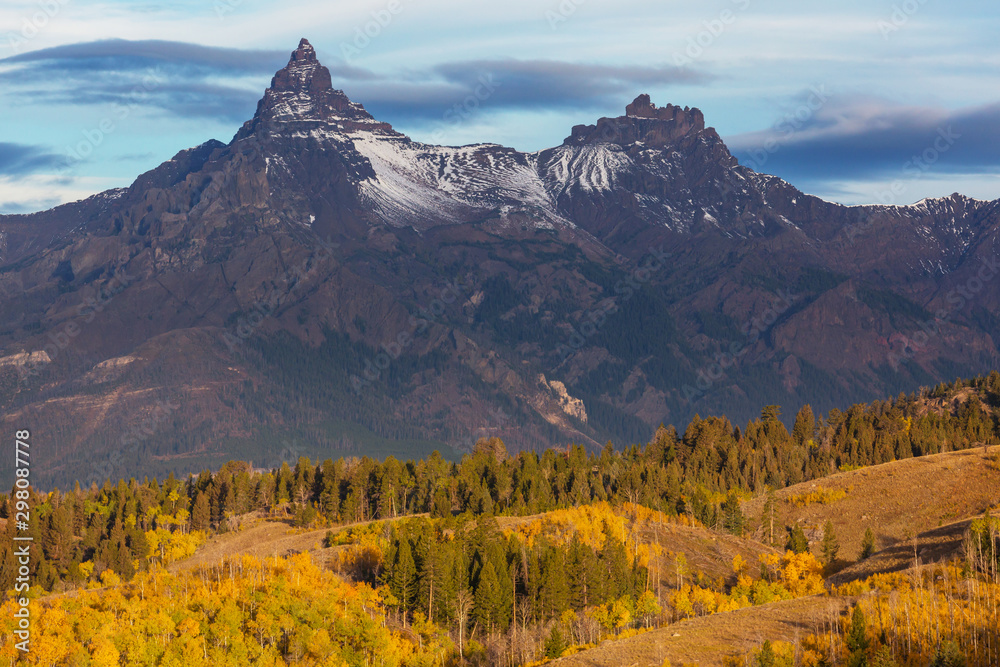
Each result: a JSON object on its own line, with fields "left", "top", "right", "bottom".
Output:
{"left": 235, "top": 38, "right": 394, "bottom": 141}
{"left": 293, "top": 38, "right": 317, "bottom": 61}
{"left": 270, "top": 38, "right": 332, "bottom": 96}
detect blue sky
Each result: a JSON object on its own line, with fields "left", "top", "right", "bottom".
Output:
{"left": 2, "top": 0, "right": 999, "bottom": 213}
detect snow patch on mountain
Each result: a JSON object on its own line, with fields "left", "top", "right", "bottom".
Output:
{"left": 541, "top": 144, "right": 634, "bottom": 195}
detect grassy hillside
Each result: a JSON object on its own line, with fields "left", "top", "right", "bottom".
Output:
{"left": 557, "top": 445, "right": 1000, "bottom": 667}
{"left": 742, "top": 444, "right": 1000, "bottom": 562}
{"left": 553, "top": 596, "right": 851, "bottom": 667}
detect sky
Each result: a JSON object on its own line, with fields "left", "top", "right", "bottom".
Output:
{"left": 1, "top": 0, "right": 999, "bottom": 213}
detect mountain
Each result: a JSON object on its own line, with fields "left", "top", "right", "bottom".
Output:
{"left": 2, "top": 39, "right": 999, "bottom": 489}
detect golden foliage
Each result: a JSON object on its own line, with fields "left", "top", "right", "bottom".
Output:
{"left": 0, "top": 552, "right": 452, "bottom": 666}
{"left": 787, "top": 486, "right": 849, "bottom": 507}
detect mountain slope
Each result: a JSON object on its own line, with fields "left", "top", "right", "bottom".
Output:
{"left": 1, "top": 39, "right": 999, "bottom": 488}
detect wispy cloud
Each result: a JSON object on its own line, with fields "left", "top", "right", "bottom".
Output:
{"left": 352, "top": 58, "right": 709, "bottom": 123}
{"left": 0, "top": 39, "right": 376, "bottom": 121}
{"left": 0, "top": 142, "right": 65, "bottom": 176}
{"left": 727, "top": 96, "right": 1000, "bottom": 181}
{"left": 3, "top": 39, "right": 288, "bottom": 74}
{"left": 1, "top": 40, "right": 709, "bottom": 125}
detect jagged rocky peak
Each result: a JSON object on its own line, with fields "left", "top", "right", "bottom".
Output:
{"left": 564, "top": 93, "right": 707, "bottom": 148}
{"left": 625, "top": 93, "right": 705, "bottom": 130}
{"left": 235, "top": 38, "right": 395, "bottom": 139}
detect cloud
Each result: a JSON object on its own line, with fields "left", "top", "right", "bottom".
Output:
{"left": 0, "top": 39, "right": 377, "bottom": 121}
{"left": 726, "top": 94, "right": 1000, "bottom": 182}
{"left": 434, "top": 59, "right": 706, "bottom": 108}
{"left": 1, "top": 38, "right": 378, "bottom": 80}
{"left": 353, "top": 58, "right": 710, "bottom": 123}
{"left": 3, "top": 39, "right": 288, "bottom": 75}
{"left": 3, "top": 38, "right": 709, "bottom": 127}
{"left": 0, "top": 142, "right": 64, "bottom": 176}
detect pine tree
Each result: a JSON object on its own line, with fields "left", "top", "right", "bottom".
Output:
{"left": 43, "top": 504, "right": 73, "bottom": 568}
{"left": 544, "top": 625, "right": 567, "bottom": 658}
{"left": 793, "top": 404, "right": 816, "bottom": 447}
{"left": 390, "top": 537, "right": 418, "bottom": 618}
{"left": 846, "top": 605, "right": 869, "bottom": 667}
{"left": 599, "top": 522, "right": 632, "bottom": 601}
{"left": 567, "top": 534, "right": 596, "bottom": 608}
{"left": 473, "top": 559, "right": 504, "bottom": 632}
{"left": 539, "top": 547, "right": 570, "bottom": 618}
{"left": 276, "top": 462, "right": 294, "bottom": 504}
{"left": 190, "top": 492, "right": 210, "bottom": 531}
{"left": 431, "top": 486, "right": 451, "bottom": 519}
{"left": 721, "top": 490, "right": 745, "bottom": 536}
{"left": 761, "top": 487, "right": 777, "bottom": 546}
{"left": 787, "top": 524, "right": 809, "bottom": 554}
{"left": 859, "top": 526, "right": 876, "bottom": 560}
{"left": 929, "top": 641, "right": 967, "bottom": 667}
{"left": 870, "top": 645, "right": 899, "bottom": 667}
{"left": 821, "top": 520, "right": 839, "bottom": 568}
{"left": 755, "top": 640, "right": 777, "bottom": 667}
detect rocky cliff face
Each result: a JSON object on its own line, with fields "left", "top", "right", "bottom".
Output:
{"left": 1, "top": 39, "right": 997, "bottom": 488}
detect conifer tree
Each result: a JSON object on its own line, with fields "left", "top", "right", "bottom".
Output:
{"left": 473, "top": 559, "right": 504, "bottom": 632}
{"left": 567, "top": 534, "right": 596, "bottom": 608}
{"left": 787, "top": 524, "right": 809, "bottom": 554}
{"left": 821, "top": 520, "right": 839, "bottom": 568}
{"left": 859, "top": 527, "right": 876, "bottom": 560}
{"left": 755, "top": 640, "right": 777, "bottom": 667}
{"left": 390, "top": 537, "right": 418, "bottom": 618}
{"left": 191, "top": 492, "right": 211, "bottom": 531}
{"left": 539, "top": 547, "right": 570, "bottom": 618}
{"left": 761, "top": 487, "right": 777, "bottom": 546}
{"left": 721, "top": 490, "right": 745, "bottom": 536}
{"left": 544, "top": 625, "right": 567, "bottom": 658}
{"left": 846, "top": 605, "right": 869, "bottom": 667}
{"left": 929, "top": 641, "right": 967, "bottom": 667}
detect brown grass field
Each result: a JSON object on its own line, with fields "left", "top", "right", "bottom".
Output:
{"left": 168, "top": 512, "right": 429, "bottom": 573}
{"left": 742, "top": 444, "right": 1000, "bottom": 564}
{"left": 553, "top": 595, "right": 852, "bottom": 667}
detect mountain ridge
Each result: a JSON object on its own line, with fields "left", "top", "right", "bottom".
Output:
{"left": 1, "top": 38, "right": 998, "bottom": 488}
